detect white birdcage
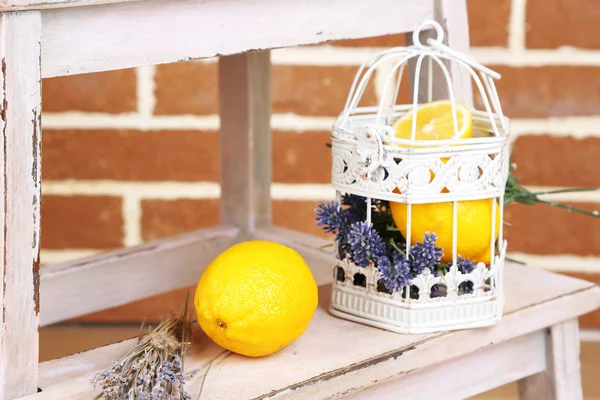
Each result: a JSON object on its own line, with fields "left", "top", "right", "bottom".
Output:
{"left": 327, "top": 20, "right": 511, "bottom": 334}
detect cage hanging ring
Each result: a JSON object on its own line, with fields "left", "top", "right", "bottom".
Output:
{"left": 412, "top": 20, "right": 445, "bottom": 48}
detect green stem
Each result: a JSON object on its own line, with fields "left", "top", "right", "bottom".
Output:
{"left": 506, "top": 256, "right": 527, "bottom": 265}
{"left": 389, "top": 238, "right": 405, "bottom": 256}
{"left": 533, "top": 187, "right": 598, "bottom": 196}
{"left": 538, "top": 200, "right": 600, "bottom": 218}
{"left": 386, "top": 224, "right": 402, "bottom": 232}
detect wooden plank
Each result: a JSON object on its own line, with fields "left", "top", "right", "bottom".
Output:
{"left": 219, "top": 52, "right": 271, "bottom": 232}
{"left": 0, "top": 0, "right": 140, "bottom": 12}
{"left": 40, "top": 226, "right": 238, "bottom": 327}
{"left": 23, "top": 264, "right": 600, "bottom": 399}
{"left": 547, "top": 319, "right": 584, "bottom": 400}
{"left": 518, "top": 319, "right": 584, "bottom": 400}
{"left": 254, "top": 226, "right": 335, "bottom": 286}
{"left": 343, "top": 331, "right": 546, "bottom": 399}
{"left": 39, "top": 0, "right": 434, "bottom": 77}
{"left": 0, "top": 11, "right": 42, "bottom": 399}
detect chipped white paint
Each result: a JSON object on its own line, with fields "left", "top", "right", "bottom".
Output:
{"left": 40, "top": 361, "right": 96, "bottom": 380}
{"left": 40, "top": 0, "right": 433, "bottom": 77}
{"left": 39, "top": 226, "right": 239, "bottom": 326}
{"left": 0, "top": 10, "right": 42, "bottom": 399}
{"left": 518, "top": 319, "right": 584, "bottom": 400}
{"left": 23, "top": 264, "right": 600, "bottom": 399}
{"left": 346, "top": 332, "right": 546, "bottom": 399}
{"left": 0, "top": 0, "right": 141, "bottom": 12}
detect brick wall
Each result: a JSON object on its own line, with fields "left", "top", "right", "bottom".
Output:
{"left": 41, "top": 0, "right": 600, "bottom": 328}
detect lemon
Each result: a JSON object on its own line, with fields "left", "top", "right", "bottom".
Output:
{"left": 391, "top": 100, "right": 473, "bottom": 143}
{"left": 388, "top": 101, "right": 498, "bottom": 263}
{"left": 389, "top": 199, "right": 501, "bottom": 265}
{"left": 194, "top": 240, "right": 318, "bottom": 358}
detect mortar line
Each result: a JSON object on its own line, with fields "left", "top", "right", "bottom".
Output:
{"left": 508, "top": 0, "right": 528, "bottom": 52}
{"left": 136, "top": 65, "right": 157, "bottom": 121}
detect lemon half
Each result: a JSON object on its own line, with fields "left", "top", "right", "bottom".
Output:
{"left": 392, "top": 100, "right": 473, "bottom": 143}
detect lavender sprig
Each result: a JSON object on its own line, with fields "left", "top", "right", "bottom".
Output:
{"left": 315, "top": 201, "right": 347, "bottom": 233}
{"left": 449, "top": 255, "right": 477, "bottom": 294}
{"left": 408, "top": 232, "right": 443, "bottom": 277}
{"left": 346, "top": 221, "right": 387, "bottom": 267}
{"left": 377, "top": 250, "right": 412, "bottom": 292}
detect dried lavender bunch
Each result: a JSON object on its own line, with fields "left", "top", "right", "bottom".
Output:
{"left": 91, "top": 304, "right": 194, "bottom": 400}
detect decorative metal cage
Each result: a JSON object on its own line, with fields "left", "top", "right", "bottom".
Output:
{"left": 328, "top": 20, "right": 511, "bottom": 334}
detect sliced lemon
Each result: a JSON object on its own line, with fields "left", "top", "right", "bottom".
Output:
{"left": 391, "top": 100, "right": 473, "bottom": 144}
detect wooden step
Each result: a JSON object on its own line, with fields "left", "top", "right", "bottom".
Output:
{"left": 25, "top": 264, "right": 600, "bottom": 399}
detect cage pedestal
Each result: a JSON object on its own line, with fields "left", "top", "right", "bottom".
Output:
{"left": 329, "top": 245, "right": 506, "bottom": 334}
{"left": 330, "top": 286, "right": 503, "bottom": 334}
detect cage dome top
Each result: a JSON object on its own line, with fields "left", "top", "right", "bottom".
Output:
{"left": 333, "top": 20, "right": 509, "bottom": 145}
{"left": 329, "top": 20, "right": 512, "bottom": 204}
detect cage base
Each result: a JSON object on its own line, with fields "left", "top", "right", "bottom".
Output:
{"left": 329, "top": 285, "right": 504, "bottom": 334}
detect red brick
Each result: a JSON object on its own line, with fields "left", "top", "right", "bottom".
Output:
{"left": 504, "top": 202, "right": 600, "bottom": 256}
{"left": 273, "top": 130, "right": 331, "bottom": 183}
{"left": 478, "top": 66, "right": 600, "bottom": 118}
{"left": 42, "top": 70, "right": 136, "bottom": 113}
{"left": 154, "top": 63, "right": 374, "bottom": 117}
{"left": 41, "top": 195, "right": 123, "bottom": 249}
{"left": 154, "top": 62, "right": 218, "bottom": 115}
{"left": 467, "top": 0, "right": 510, "bottom": 47}
{"left": 43, "top": 129, "right": 219, "bottom": 182}
{"left": 328, "top": 0, "right": 511, "bottom": 48}
{"left": 273, "top": 200, "right": 332, "bottom": 240}
{"left": 272, "top": 65, "right": 377, "bottom": 116}
{"left": 511, "top": 135, "right": 600, "bottom": 187}
{"left": 141, "top": 199, "right": 220, "bottom": 241}
{"left": 526, "top": 0, "right": 600, "bottom": 49}
{"left": 330, "top": 34, "right": 405, "bottom": 48}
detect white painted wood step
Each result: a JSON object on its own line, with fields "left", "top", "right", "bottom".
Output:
{"left": 24, "top": 264, "right": 600, "bottom": 399}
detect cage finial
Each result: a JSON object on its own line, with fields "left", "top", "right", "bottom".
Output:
{"left": 411, "top": 20, "right": 445, "bottom": 48}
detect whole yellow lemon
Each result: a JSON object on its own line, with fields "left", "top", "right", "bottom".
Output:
{"left": 389, "top": 199, "right": 501, "bottom": 265}
{"left": 194, "top": 240, "right": 318, "bottom": 357}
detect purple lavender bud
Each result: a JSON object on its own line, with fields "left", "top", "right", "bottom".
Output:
{"left": 409, "top": 232, "right": 443, "bottom": 276}
{"left": 377, "top": 251, "right": 412, "bottom": 292}
{"left": 450, "top": 255, "right": 477, "bottom": 294}
{"left": 346, "top": 221, "right": 387, "bottom": 267}
{"left": 315, "top": 201, "right": 346, "bottom": 233}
